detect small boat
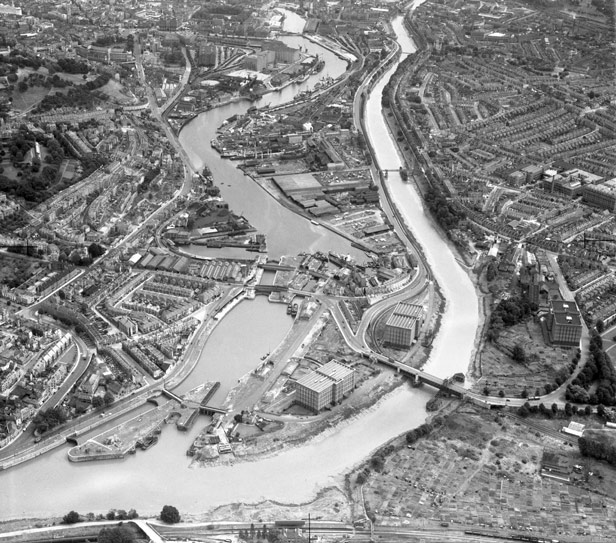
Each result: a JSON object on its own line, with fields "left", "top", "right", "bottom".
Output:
{"left": 311, "top": 219, "right": 319, "bottom": 226}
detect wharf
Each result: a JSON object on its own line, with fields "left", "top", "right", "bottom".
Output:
{"left": 66, "top": 383, "right": 219, "bottom": 462}
{"left": 67, "top": 408, "right": 167, "bottom": 463}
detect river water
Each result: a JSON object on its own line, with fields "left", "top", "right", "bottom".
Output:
{"left": 1, "top": 2, "right": 478, "bottom": 520}
{"left": 364, "top": 16, "right": 479, "bottom": 379}
{"left": 179, "top": 33, "right": 365, "bottom": 262}
{"left": 279, "top": 9, "right": 306, "bottom": 34}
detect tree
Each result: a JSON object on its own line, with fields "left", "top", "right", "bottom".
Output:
{"left": 69, "top": 251, "right": 83, "bottom": 265}
{"left": 511, "top": 344, "right": 526, "bottom": 363}
{"left": 518, "top": 404, "right": 530, "bottom": 417}
{"left": 103, "top": 391, "right": 115, "bottom": 406}
{"left": 356, "top": 470, "right": 368, "bottom": 485}
{"left": 98, "top": 526, "right": 135, "bottom": 543}
{"left": 551, "top": 403, "right": 559, "bottom": 415}
{"left": 92, "top": 396, "right": 105, "bottom": 409}
{"left": 370, "top": 454, "right": 385, "bottom": 472}
{"left": 106, "top": 510, "right": 116, "bottom": 520}
{"left": 160, "top": 505, "right": 180, "bottom": 524}
{"left": 62, "top": 511, "right": 81, "bottom": 524}
{"left": 498, "top": 390, "right": 505, "bottom": 398}
{"left": 88, "top": 242, "right": 106, "bottom": 259}
{"left": 596, "top": 319, "right": 605, "bottom": 333}
{"left": 597, "top": 404, "right": 606, "bottom": 418}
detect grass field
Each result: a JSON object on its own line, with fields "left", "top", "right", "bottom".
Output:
{"left": 98, "top": 79, "right": 136, "bottom": 104}
{"left": 10, "top": 85, "right": 50, "bottom": 113}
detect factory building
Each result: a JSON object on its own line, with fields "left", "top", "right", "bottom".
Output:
{"left": 547, "top": 299, "right": 582, "bottom": 346}
{"left": 582, "top": 178, "right": 616, "bottom": 212}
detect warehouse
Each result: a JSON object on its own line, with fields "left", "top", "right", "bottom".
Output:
{"left": 294, "top": 360, "right": 356, "bottom": 412}
{"left": 383, "top": 301, "right": 424, "bottom": 349}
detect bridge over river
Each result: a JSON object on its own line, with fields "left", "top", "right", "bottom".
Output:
{"left": 370, "top": 352, "right": 499, "bottom": 408}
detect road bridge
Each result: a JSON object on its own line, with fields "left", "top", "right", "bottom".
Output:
{"left": 132, "top": 521, "right": 166, "bottom": 543}
{"left": 161, "top": 388, "right": 183, "bottom": 403}
{"left": 255, "top": 284, "right": 288, "bottom": 294}
{"left": 375, "top": 354, "right": 467, "bottom": 397}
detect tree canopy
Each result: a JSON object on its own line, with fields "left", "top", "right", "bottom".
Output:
{"left": 98, "top": 526, "right": 135, "bottom": 543}
{"left": 160, "top": 505, "right": 180, "bottom": 524}
{"left": 62, "top": 511, "right": 81, "bottom": 524}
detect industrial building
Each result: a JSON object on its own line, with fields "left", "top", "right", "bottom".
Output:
{"left": 197, "top": 44, "right": 217, "bottom": 67}
{"left": 294, "top": 360, "right": 356, "bottom": 412}
{"left": 243, "top": 50, "right": 275, "bottom": 72}
{"left": 547, "top": 299, "right": 582, "bottom": 346}
{"left": 383, "top": 301, "right": 424, "bottom": 349}
{"left": 582, "top": 178, "right": 616, "bottom": 212}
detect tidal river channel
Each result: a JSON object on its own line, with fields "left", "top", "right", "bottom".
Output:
{"left": 1, "top": 5, "right": 478, "bottom": 520}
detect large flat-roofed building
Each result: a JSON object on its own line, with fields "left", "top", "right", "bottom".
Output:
{"left": 262, "top": 40, "right": 300, "bottom": 64}
{"left": 582, "top": 178, "right": 616, "bottom": 212}
{"left": 272, "top": 173, "right": 323, "bottom": 198}
{"left": 295, "top": 360, "right": 356, "bottom": 412}
{"left": 547, "top": 299, "right": 582, "bottom": 346}
{"left": 383, "top": 301, "right": 424, "bottom": 349}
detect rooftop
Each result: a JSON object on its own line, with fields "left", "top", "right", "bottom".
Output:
{"left": 318, "top": 360, "right": 354, "bottom": 382}
{"left": 296, "top": 371, "right": 335, "bottom": 393}
{"left": 296, "top": 360, "right": 354, "bottom": 392}
{"left": 386, "top": 301, "right": 423, "bottom": 330}
{"left": 550, "top": 299, "right": 579, "bottom": 313}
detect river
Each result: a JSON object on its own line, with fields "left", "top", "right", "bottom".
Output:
{"left": 364, "top": 15, "right": 479, "bottom": 379}
{"left": 179, "top": 32, "right": 365, "bottom": 261}
{"left": 1, "top": 2, "right": 478, "bottom": 520}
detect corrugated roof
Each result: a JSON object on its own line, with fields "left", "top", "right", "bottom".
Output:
{"left": 386, "top": 301, "right": 423, "bottom": 330}
{"left": 386, "top": 314, "right": 417, "bottom": 330}
{"left": 296, "top": 361, "right": 354, "bottom": 392}
{"left": 318, "top": 360, "right": 354, "bottom": 381}
{"left": 296, "top": 372, "right": 333, "bottom": 393}
{"left": 394, "top": 302, "right": 423, "bottom": 318}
